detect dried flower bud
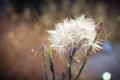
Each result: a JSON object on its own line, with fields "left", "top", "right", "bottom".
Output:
{"left": 96, "top": 23, "right": 104, "bottom": 34}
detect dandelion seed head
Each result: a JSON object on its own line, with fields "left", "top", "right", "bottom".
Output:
{"left": 48, "top": 15, "right": 102, "bottom": 54}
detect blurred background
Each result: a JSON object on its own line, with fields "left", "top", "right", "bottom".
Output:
{"left": 0, "top": 0, "right": 120, "bottom": 80}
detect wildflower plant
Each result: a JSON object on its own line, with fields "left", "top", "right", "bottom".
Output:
{"left": 48, "top": 15, "right": 102, "bottom": 55}
{"left": 45, "top": 15, "right": 104, "bottom": 80}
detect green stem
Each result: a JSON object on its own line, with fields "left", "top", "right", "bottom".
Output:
{"left": 62, "top": 72, "right": 65, "bottom": 80}
{"left": 49, "top": 55, "right": 55, "bottom": 80}
{"left": 48, "top": 48, "right": 55, "bottom": 80}
{"left": 43, "top": 54, "right": 48, "bottom": 80}
{"left": 41, "top": 44, "right": 48, "bottom": 80}
{"left": 75, "top": 37, "right": 97, "bottom": 80}
{"left": 75, "top": 46, "right": 92, "bottom": 80}
{"left": 68, "top": 55, "right": 73, "bottom": 80}
{"left": 62, "top": 66, "right": 68, "bottom": 80}
{"left": 68, "top": 48, "right": 77, "bottom": 80}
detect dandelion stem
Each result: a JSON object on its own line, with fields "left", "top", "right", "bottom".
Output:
{"left": 62, "top": 66, "right": 69, "bottom": 80}
{"left": 50, "top": 57, "right": 55, "bottom": 80}
{"left": 41, "top": 44, "right": 48, "bottom": 80}
{"left": 75, "top": 37, "right": 97, "bottom": 80}
{"left": 48, "top": 48, "right": 55, "bottom": 80}
{"left": 68, "top": 48, "right": 77, "bottom": 80}
{"left": 68, "top": 55, "right": 73, "bottom": 80}
{"left": 62, "top": 72, "right": 65, "bottom": 80}
{"left": 43, "top": 53, "right": 48, "bottom": 80}
{"left": 75, "top": 46, "right": 92, "bottom": 80}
